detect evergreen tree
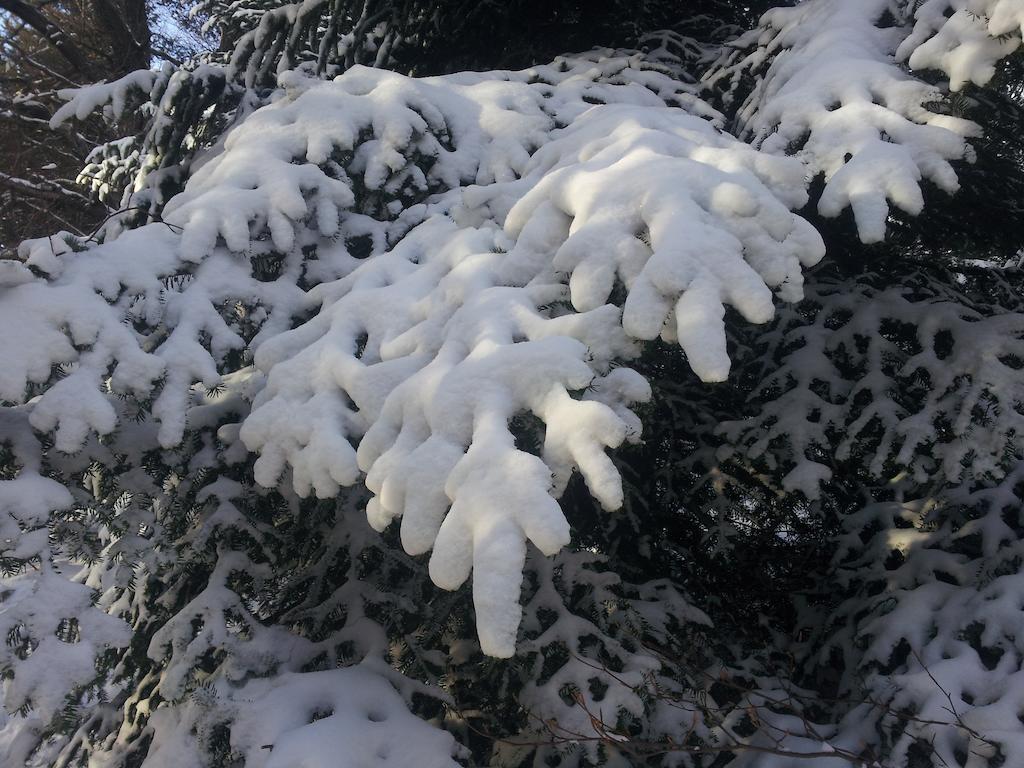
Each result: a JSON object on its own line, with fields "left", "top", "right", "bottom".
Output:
{"left": 1, "top": 2, "right": 1023, "bottom": 767}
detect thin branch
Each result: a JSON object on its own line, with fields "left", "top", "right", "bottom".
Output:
{"left": 0, "top": 0, "right": 88, "bottom": 71}
{"left": 0, "top": 170, "right": 93, "bottom": 204}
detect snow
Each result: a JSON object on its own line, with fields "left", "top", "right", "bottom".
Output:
{"left": 4, "top": 5, "right": 1024, "bottom": 766}
{"left": 1, "top": 46, "right": 832, "bottom": 658}
{"left": 708, "top": 0, "right": 980, "bottom": 242}
{"left": 50, "top": 69, "right": 161, "bottom": 128}
{"left": 818, "top": 466, "right": 1024, "bottom": 767}
{"left": 138, "top": 667, "right": 461, "bottom": 768}
{"left": 3, "top": 9, "right": 1020, "bottom": 665}
{"left": 0, "top": 411, "right": 131, "bottom": 730}
{"left": 900, "top": 0, "right": 1024, "bottom": 90}
{"left": 228, "top": 56, "right": 822, "bottom": 655}
{"left": 719, "top": 272, "right": 1024, "bottom": 501}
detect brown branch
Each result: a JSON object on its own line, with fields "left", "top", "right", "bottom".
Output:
{"left": 0, "top": 170, "right": 93, "bottom": 204}
{"left": 0, "top": 0, "right": 88, "bottom": 71}
{"left": 81, "top": 204, "right": 182, "bottom": 243}
{"left": 17, "top": 195, "right": 86, "bottom": 235}
{"left": 88, "top": 0, "right": 151, "bottom": 75}
{"left": 909, "top": 649, "right": 999, "bottom": 755}
{"left": 548, "top": 648, "right": 1006, "bottom": 768}
{"left": 2, "top": 35, "right": 82, "bottom": 87}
